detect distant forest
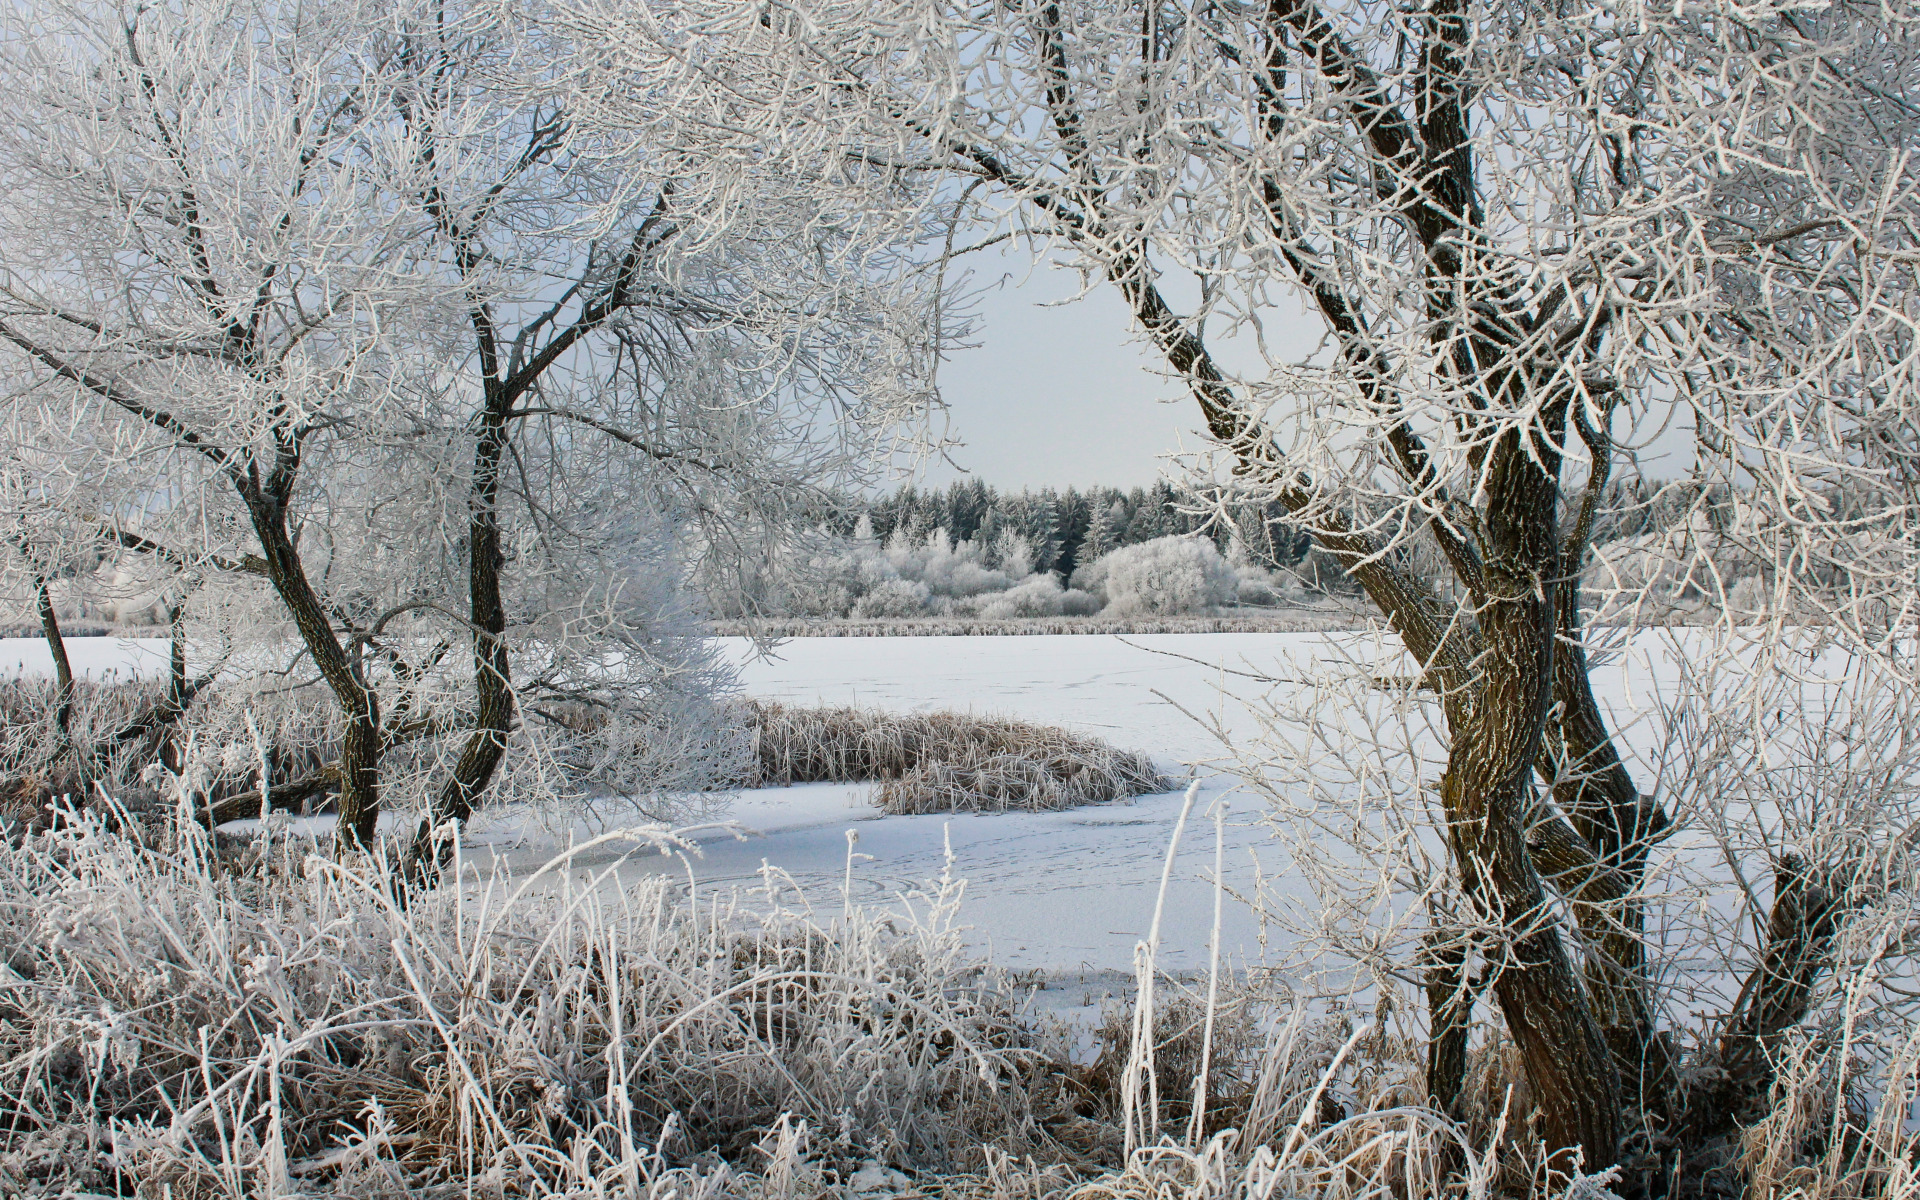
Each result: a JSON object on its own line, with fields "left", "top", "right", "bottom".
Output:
{"left": 826, "top": 475, "right": 1725, "bottom": 577}
{"left": 827, "top": 479, "right": 1311, "bottom": 579}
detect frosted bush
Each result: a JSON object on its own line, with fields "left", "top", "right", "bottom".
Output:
{"left": 759, "top": 529, "right": 922, "bottom": 618}
{"left": 1073, "top": 535, "right": 1239, "bottom": 616}
{"left": 1233, "top": 565, "right": 1288, "bottom": 607}
{"left": 0, "top": 554, "right": 173, "bottom": 630}
{"left": 895, "top": 528, "right": 1011, "bottom": 599}
{"left": 749, "top": 525, "right": 1266, "bottom": 620}
{"left": 971, "top": 573, "right": 1097, "bottom": 619}
{"left": 852, "top": 577, "right": 933, "bottom": 618}
{"left": 1060, "top": 587, "right": 1102, "bottom": 617}
{"left": 992, "top": 530, "right": 1035, "bottom": 580}
{"left": 1584, "top": 510, "right": 1763, "bottom": 621}
{"left": 1725, "top": 574, "right": 1769, "bottom": 619}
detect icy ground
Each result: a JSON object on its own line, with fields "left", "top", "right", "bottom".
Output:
{"left": 1, "top": 630, "right": 1701, "bottom": 990}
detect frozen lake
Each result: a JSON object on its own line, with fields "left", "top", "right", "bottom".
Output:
{"left": 0, "top": 630, "right": 1702, "bottom": 981}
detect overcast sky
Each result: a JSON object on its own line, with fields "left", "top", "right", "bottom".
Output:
{"left": 916, "top": 246, "right": 1323, "bottom": 492}
{"left": 916, "top": 245, "right": 1693, "bottom": 494}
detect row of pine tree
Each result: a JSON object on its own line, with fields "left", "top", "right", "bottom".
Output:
{"left": 829, "top": 474, "right": 1730, "bottom": 583}
{"left": 830, "top": 479, "right": 1312, "bottom": 579}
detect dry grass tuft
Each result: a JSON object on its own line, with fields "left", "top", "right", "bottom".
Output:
{"left": 0, "top": 678, "right": 1169, "bottom": 829}
{"left": 743, "top": 701, "right": 1174, "bottom": 813}
{"left": 0, "top": 794, "right": 1608, "bottom": 1200}
{"left": 0, "top": 676, "right": 339, "bottom": 830}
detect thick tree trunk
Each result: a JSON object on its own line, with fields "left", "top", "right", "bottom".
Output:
{"left": 1548, "top": 587, "right": 1675, "bottom": 1110}
{"left": 1445, "top": 425, "right": 1621, "bottom": 1168}
{"left": 246, "top": 499, "right": 382, "bottom": 849}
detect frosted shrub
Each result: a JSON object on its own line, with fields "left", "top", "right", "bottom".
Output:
{"left": 778, "top": 528, "right": 1047, "bottom": 618}
{"left": 1724, "top": 574, "right": 1769, "bottom": 620}
{"left": 993, "top": 530, "right": 1036, "bottom": 581}
{"left": 971, "top": 573, "right": 1097, "bottom": 619}
{"left": 738, "top": 522, "right": 1304, "bottom": 622}
{"left": 1232, "top": 565, "right": 1298, "bottom": 607}
{"left": 763, "top": 531, "right": 920, "bottom": 618}
{"left": 851, "top": 577, "right": 932, "bottom": 618}
{"left": 0, "top": 554, "right": 174, "bottom": 630}
{"left": 1074, "top": 536, "right": 1238, "bottom": 616}
{"left": 896, "top": 528, "right": 1011, "bottom": 600}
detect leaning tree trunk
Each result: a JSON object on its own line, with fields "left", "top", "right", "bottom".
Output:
{"left": 246, "top": 498, "right": 383, "bottom": 849}
{"left": 30, "top": 564, "right": 77, "bottom": 764}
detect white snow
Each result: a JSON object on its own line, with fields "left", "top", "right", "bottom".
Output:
{"left": 0, "top": 635, "right": 173, "bottom": 682}
{"left": 0, "top": 630, "right": 1703, "bottom": 982}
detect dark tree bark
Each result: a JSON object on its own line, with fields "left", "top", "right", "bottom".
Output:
{"left": 407, "top": 380, "right": 512, "bottom": 881}
{"left": 1441, "top": 416, "right": 1622, "bottom": 1166}
{"left": 245, "top": 496, "right": 382, "bottom": 849}
{"left": 396, "top": 76, "right": 675, "bottom": 880}
{"left": 31, "top": 565, "right": 77, "bottom": 762}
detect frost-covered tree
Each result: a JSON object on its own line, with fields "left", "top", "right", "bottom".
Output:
{"left": 373, "top": 0, "right": 947, "bottom": 872}
{"left": 1023, "top": 494, "right": 1062, "bottom": 575}
{"left": 561, "top": 0, "right": 1920, "bottom": 1172}
{"left": 0, "top": 0, "right": 943, "bottom": 868}
{"left": 1071, "top": 534, "right": 1238, "bottom": 615}
{"left": 0, "top": 0, "right": 447, "bottom": 845}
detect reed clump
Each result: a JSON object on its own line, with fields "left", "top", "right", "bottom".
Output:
{"left": 742, "top": 700, "right": 1174, "bottom": 813}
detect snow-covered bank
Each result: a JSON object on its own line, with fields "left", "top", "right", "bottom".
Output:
{"left": 719, "top": 630, "right": 1394, "bottom": 761}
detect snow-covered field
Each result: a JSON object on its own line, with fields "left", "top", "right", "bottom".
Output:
{"left": 0, "top": 634, "right": 173, "bottom": 681}
{"left": 0, "top": 630, "right": 1699, "bottom": 983}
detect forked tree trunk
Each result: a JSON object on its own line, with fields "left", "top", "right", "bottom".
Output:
{"left": 1439, "top": 421, "right": 1622, "bottom": 1168}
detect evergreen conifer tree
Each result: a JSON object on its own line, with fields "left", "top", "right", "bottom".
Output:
{"left": 1123, "top": 488, "right": 1166, "bottom": 544}
{"left": 1053, "top": 488, "right": 1086, "bottom": 575}
{"left": 1081, "top": 502, "right": 1115, "bottom": 564}
{"left": 1026, "top": 491, "right": 1061, "bottom": 574}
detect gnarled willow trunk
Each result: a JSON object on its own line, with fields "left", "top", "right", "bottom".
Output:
{"left": 1439, "top": 415, "right": 1622, "bottom": 1165}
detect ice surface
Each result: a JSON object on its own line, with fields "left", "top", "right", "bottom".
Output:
{"left": 0, "top": 629, "right": 1722, "bottom": 981}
